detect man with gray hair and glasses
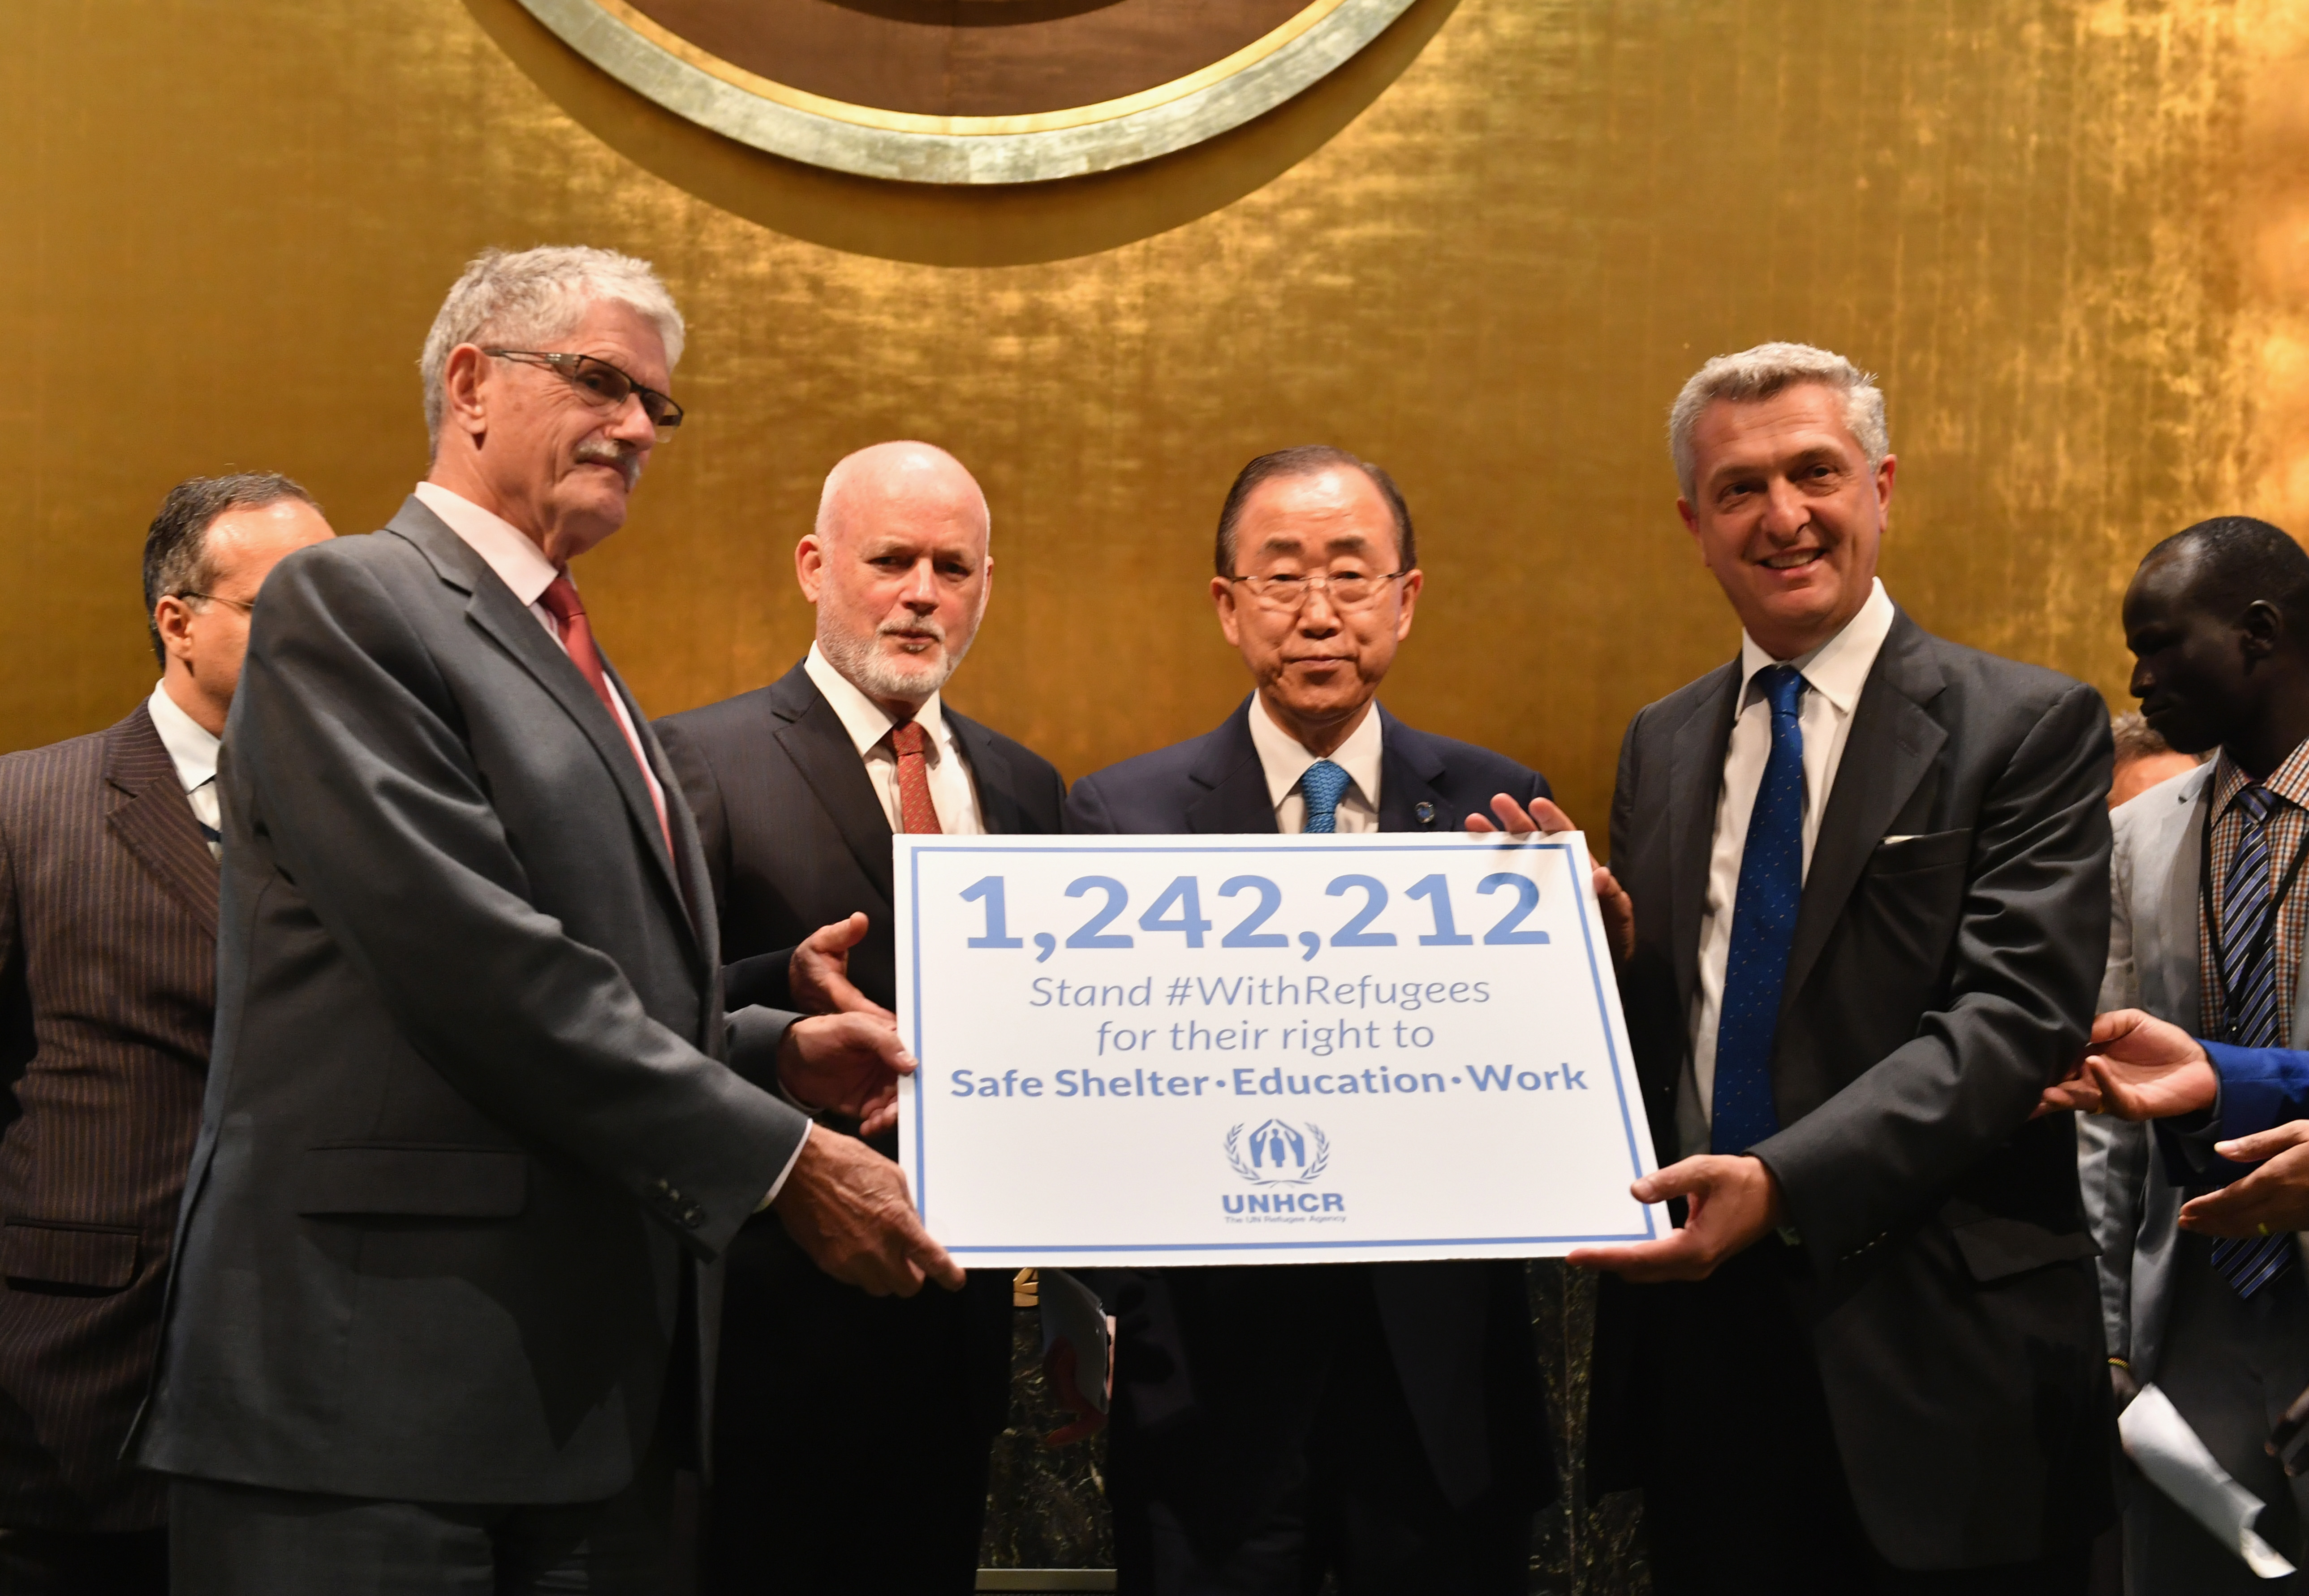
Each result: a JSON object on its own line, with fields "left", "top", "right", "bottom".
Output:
{"left": 138, "top": 246, "right": 953, "bottom": 1591}
{"left": 1579, "top": 343, "right": 2116, "bottom": 1591}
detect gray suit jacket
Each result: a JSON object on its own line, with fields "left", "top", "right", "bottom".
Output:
{"left": 136, "top": 498, "right": 810, "bottom": 1503}
{"left": 2076, "top": 761, "right": 2301, "bottom": 1383}
{"left": 1592, "top": 609, "right": 2116, "bottom": 1566}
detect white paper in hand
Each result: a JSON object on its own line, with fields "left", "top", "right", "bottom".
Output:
{"left": 2119, "top": 1383, "right": 2296, "bottom": 1578}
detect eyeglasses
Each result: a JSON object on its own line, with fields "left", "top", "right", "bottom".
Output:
{"left": 1226, "top": 570, "right": 1410, "bottom": 611}
{"left": 174, "top": 592, "right": 254, "bottom": 614}
{"left": 485, "top": 349, "right": 685, "bottom": 432}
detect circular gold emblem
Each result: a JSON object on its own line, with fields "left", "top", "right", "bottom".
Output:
{"left": 513, "top": 0, "right": 1420, "bottom": 184}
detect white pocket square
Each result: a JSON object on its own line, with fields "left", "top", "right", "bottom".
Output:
{"left": 1882, "top": 835, "right": 1920, "bottom": 844}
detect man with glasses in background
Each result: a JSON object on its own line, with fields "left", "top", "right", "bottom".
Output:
{"left": 0, "top": 474, "right": 331, "bottom": 1593}
{"left": 138, "top": 245, "right": 949, "bottom": 1592}
{"left": 1064, "top": 446, "right": 1571, "bottom": 1595}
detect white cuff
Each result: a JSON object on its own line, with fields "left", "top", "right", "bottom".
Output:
{"left": 755, "top": 1120, "right": 813, "bottom": 1212}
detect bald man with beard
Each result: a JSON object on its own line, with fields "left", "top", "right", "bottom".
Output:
{"left": 657, "top": 443, "right": 1069, "bottom": 1595}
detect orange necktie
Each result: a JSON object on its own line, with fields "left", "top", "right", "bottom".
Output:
{"left": 890, "top": 720, "right": 943, "bottom": 835}
{"left": 537, "top": 575, "right": 672, "bottom": 857}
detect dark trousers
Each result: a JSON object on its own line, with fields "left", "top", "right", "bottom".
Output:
{"left": 0, "top": 1526, "right": 167, "bottom": 1595}
{"left": 2124, "top": 1233, "right": 2309, "bottom": 1594}
{"left": 1633, "top": 1247, "right": 2092, "bottom": 1596}
{"left": 1111, "top": 1269, "right": 1531, "bottom": 1596}
{"left": 700, "top": 1214, "right": 1011, "bottom": 1596}
{"left": 166, "top": 1449, "right": 674, "bottom": 1596}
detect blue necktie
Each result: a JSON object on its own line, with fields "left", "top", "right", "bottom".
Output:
{"left": 1712, "top": 665, "right": 1806, "bottom": 1154}
{"left": 2212, "top": 783, "right": 2295, "bottom": 1296}
{"left": 1301, "top": 760, "right": 1352, "bottom": 834}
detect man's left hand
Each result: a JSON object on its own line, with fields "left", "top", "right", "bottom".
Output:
{"left": 1566, "top": 1153, "right": 1783, "bottom": 1282}
{"left": 778, "top": 1012, "right": 915, "bottom": 1137}
{"left": 2180, "top": 1121, "right": 2309, "bottom": 1237}
{"left": 1465, "top": 795, "right": 1635, "bottom": 967}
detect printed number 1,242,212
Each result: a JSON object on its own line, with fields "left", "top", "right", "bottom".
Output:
{"left": 955, "top": 874, "right": 1551, "bottom": 964}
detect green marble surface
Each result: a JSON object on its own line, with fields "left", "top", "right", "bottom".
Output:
{"left": 978, "top": 1263, "right": 1650, "bottom": 1593}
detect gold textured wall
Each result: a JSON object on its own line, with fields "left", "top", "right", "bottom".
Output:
{"left": 6, "top": 0, "right": 2308, "bottom": 839}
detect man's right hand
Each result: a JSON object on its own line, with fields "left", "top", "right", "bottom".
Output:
{"left": 2033, "top": 1008, "right": 2218, "bottom": 1120}
{"left": 770, "top": 1129, "right": 964, "bottom": 1298}
{"left": 790, "top": 912, "right": 894, "bottom": 1020}
{"left": 1465, "top": 794, "right": 1635, "bottom": 967}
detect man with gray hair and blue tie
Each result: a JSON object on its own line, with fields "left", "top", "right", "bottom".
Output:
{"left": 1580, "top": 343, "right": 2117, "bottom": 1592}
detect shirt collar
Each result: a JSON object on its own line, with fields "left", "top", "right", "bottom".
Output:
{"left": 803, "top": 641, "right": 950, "bottom": 761}
{"left": 414, "top": 482, "right": 561, "bottom": 609}
{"left": 1247, "top": 693, "right": 1386, "bottom": 812}
{"left": 146, "top": 681, "right": 220, "bottom": 795}
{"left": 1736, "top": 576, "right": 1897, "bottom": 716}
{"left": 2213, "top": 738, "right": 2309, "bottom": 822}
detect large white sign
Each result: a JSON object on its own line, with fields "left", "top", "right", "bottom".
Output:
{"left": 894, "top": 833, "right": 1660, "bottom": 1267}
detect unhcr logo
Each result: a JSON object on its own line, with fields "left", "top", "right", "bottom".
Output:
{"left": 1224, "top": 1119, "right": 1330, "bottom": 1186}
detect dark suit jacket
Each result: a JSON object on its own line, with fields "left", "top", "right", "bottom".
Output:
{"left": 1593, "top": 608, "right": 2115, "bottom": 1568}
{"left": 1064, "top": 697, "right": 1555, "bottom": 1542}
{"left": 0, "top": 706, "right": 212, "bottom": 1531}
{"left": 136, "top": 498, "right": 809, "bottom": 1504}
{"left": 658, "top": 660, "right": 1068, "bottom": 1021}
{"left": 655, "top": 662, "right": 1069, "bottom": 1467}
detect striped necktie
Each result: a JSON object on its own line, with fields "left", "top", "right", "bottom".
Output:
{"left": 2212, "top": 782, "right": 2295, "bottom": 1297}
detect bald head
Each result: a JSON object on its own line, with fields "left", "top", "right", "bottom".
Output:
{"left": 798, "top": 442, "right": 995, "bottom": 716}
{"left": 815, "top": 441, "right": 989, "bottom": 547}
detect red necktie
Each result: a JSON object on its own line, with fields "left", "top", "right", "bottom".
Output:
{"left": 537, "top": 575, "right": 672, "bottom": 857}
{"left": 890, "top": 721, "right": 943, "bottom": 835}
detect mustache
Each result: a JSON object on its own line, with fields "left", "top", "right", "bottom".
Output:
{"left": 573, "top": 439, "right": 642, "bottom": 490}
{"left": 880, "top": 617, "right": 946, "bottom": 650}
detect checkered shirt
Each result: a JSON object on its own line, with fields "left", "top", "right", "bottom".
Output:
{"left": 2200, "top": 741, "right": 2309, "bottom": 1041}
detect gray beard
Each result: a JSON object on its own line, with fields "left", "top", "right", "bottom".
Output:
{"left": 818, "top": 621, "right": 970, "bottom": 705}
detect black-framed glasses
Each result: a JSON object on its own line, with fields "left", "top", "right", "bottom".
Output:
{"left": 1226, "top": 570, "right": 1409, "bottom": 611}
{"left": 485, "top": 349, "right": 685, "bottom": 431}
{"left": 174, "top": 591, "right": 255, "bottom": 614}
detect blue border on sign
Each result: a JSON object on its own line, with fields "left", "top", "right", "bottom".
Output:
{"left": 904, "top": 840, "right": 1658, "bottom": 1252}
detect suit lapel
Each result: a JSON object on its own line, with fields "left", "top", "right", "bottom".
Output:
{"left": 386, "top": 500, "right": 693, "bottom": 938}
{"left": 103, "top": 705, "right": 219, "bottom": 938}
{"left": 1374, "top": 708, "right": 1449, "bottom": 833}
{"left": 947, "top": 710, "right": 1025, "bottom": 837}
{"left": 1667, "top": 665, "right": 1740, "bottom": 1018}
{"left": 1781, "top": 614, "right": 1948, "bottom": 1008}
{"left": 1185, "top": 699, "right": 1281, "bottom": 835}
{"left": 768, "top": 669, "right": 899, "bottom": 904}
{"left": 2157, "top": 768, "right": 2211, "bottom": 1040}
{"left": 610, "top": 660, "right": 714, "bottom": 971}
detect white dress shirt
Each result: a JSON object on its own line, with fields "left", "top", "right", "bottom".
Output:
{"left": 146, "top": 681, "right": 222, "bottom": 857}
{"left": 802, "top": 643, "right": 985, "bottom": 835}
{"left": 413, "top": 483, "right": 668, "bottom": 825}
{"left": 1247, "top": 693, "right": 1383, "bottom": 834}
{"left": 1680, "top": 577, "right": 1898, "bottom": 1157}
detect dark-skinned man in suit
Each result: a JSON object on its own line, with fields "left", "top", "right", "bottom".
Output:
{"left": 1582, "top": 342, "right": 2116, "bottom": 1593}
{"left": 657, "top": 441, "right": 1071, "bottom": 1595}
{"left": 1064, "top": 444, "right": 1606, "bottom": 1596}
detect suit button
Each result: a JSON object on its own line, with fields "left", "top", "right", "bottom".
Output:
{"left": 666, "top": 1188, "right": 682, "bottom": 1204}
{"left": 652, "top": 1179, "right": 670, "bottom": 1195}
{"left": 681, "top": 1207, "right": 704, "bottom": 1229}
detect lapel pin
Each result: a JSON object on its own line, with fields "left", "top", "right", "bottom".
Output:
{"left": 1415, "top": 800, "right": 1436, "bottom": 827}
